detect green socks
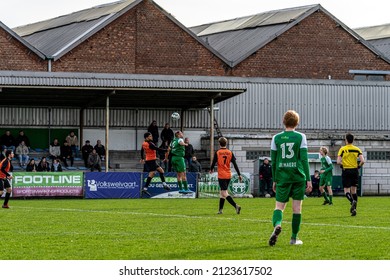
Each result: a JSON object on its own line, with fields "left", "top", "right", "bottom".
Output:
{"left": 291, "top": 213, "right": 302, "bottom": 239}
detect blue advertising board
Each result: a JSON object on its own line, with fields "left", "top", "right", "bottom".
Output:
{"left": 85, "top": 172, "right": 141, "bottom": 199}
{"left": 140, "top": 172, "right": 198, "bottom": 198}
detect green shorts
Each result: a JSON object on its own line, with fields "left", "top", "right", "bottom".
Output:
{"left": 320, "top": 173, "right": 332, "bottom": 187}
{"left": 171, "top": 156, "right": 186, "bottom": 172}
{"left": 275, "top": 181, "right": 306, "bottom": 203}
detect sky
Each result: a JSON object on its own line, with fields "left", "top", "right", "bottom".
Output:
{"left": 0, "top": 0, "right": 389, "bottom": 29}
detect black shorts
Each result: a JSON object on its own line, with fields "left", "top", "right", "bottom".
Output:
{"left": 0, "top": 178, "right": 11, "bottom": 191}
{"left": 144, "top": 160, "right": 160, "bottom": 172}
{"left": 218, "top": 178, "right": 231, "bottom": 191}
{"left": 342, "top": 168, "right": 359, "bottom": 188}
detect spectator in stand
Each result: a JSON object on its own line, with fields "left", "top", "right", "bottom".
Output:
{"left": 184, "top": 137, "right": 194, "bottom": 169}
{"left": 88, "top": 148, "right": 102, "bottom": 172}
{"left": 60, "top": 141, "right": 74, "bottom": 167}
{"left": 26, "top": 158, "right": 38, "bottom": 172}
{"left": 37, "top": 156, "right": 50, "bottom": 172}
{"left": 147, "top": 120, "right": 159, "bottom": 145}
{"left": 81, "top": 140, "right": 93, "bottom": 167}
{"left": 66, "top": 131, "right": 79, "bottom": 158}
{"left": 15, "top": 130, "right": 31, "bottom": 149}
{"left": 94, "top": 140, "right": 106, "bottom": 160}
{"left": 189, "top": 155, "right": 202, "bottom": 173}
{"left": 15, "top": 140, "right": 30, "bottom": 167}
{"left": 0, "top": 130, "right": 16, "bottom": 152}
{"left": 49, "top": 138, "right": 61, "bottom": 162}
{"left": 160, "top": 123, "right": 174, "bottom": 145}
{"left": 51, "top": 158, "right": 63, "bottom": 172}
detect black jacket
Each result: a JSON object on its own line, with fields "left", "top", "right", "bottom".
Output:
{"left": 259, "top": 163, "right": 272, "bottom": 180}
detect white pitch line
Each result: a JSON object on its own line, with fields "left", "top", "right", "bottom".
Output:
{"left": 15, "top": 206, "right": 390, "bottom": 231}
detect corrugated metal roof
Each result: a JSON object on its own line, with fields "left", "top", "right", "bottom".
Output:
{"left": 191, "top": 5, "right": 318, "bottom": 66}
{"left": 191, "top": 4, "right": 390, "bottom": 67}
{"left": 194, "top": 5, "right": 316, "bottom": 36}
{"left": 21, "top": 18, "right": 106, "bottom": 58}
{"left": 13, "top": 0, "right": 142, "bottom": 60}
{"left": 0, "top": 21, "right": 45, "bottom": 60}
{"left": 0, "top": 71, "right": 246, "bottom": 109}
{"left": 13, "top": 0, "right": 137, "bottom": 36}
{"left": 10, "top": 0, "right": 229, "bottom": 64}
{"left": 198, "top": 25, "right": 289, "bottom": 65}
{"left": 354, "top": 24, "right": 390, "bottom": 61}
{"left": 355, "top": 24, "right": 390, "bottom": 40}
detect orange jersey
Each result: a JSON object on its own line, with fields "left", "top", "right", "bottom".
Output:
{"left": 0, "top": 158, "right": 11, "bottom": 179}
{"left": 141, "top": 141, "right": 158, "bottom": 161}
{"left": 211, "top": 148, "right": 240, "bottom": 179}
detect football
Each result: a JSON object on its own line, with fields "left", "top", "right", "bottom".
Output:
{"left": 171, "top": 112, "right": 180, "bottom": 121}
{"left": 265, "top": 193, "right": 271, "bottom": 198}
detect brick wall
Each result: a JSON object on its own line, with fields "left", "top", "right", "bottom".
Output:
{"left": 53, "top": 1, "right": 226, "bottom": 75}
{"left": 231, "top": 11, "right": 390, "bottom": 79}
{"left": 0, "top": 28, "right": 46, "bottom": 71}
{"left": 3, "top": 3, "right": 390, "bottom": 79}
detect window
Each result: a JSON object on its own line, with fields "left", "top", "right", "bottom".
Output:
{"left": 353, "top": 74, "right": 385, "bottom": 81}
{"left": 367, "top": 151, "right": 390, "bottom": 160}
{"left": 246, "top": 150, "right": 270, "bottom": 160}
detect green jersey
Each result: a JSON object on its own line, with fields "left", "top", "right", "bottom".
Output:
{"left": 320, "top": 155, "right": 333, "bottom": 176}
{"left": 271, "top": 130, "right": 310, "bottom": 184}
{"left": 170, "top": 137, "right": 185, "bottom": 157}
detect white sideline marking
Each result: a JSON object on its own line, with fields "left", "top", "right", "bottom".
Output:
{"left": 15, "top": 206, "right": 390, "bottom": 231}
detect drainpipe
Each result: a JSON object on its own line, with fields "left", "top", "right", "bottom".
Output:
{"left": 47, "top": 59, "right": 53, "bottom": 72}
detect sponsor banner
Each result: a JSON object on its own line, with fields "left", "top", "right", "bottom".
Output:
{"left": 141, "top": 172, "right": 198, "bottom": 198}
{"left": 198, "top": 172, "right": 251, "bottom": 198}
{"left": 85, "top": 172, "right": 141, "bottom": 199}
{"left": 12, "top": 172, "right": 84, "bottom": 197}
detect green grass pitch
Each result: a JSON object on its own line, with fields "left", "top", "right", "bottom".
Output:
{"left": 1, "top": 196, "right": 389, "bottom": 260}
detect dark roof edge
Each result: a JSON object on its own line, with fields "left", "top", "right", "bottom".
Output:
{"left": 317, "top": 5, "right": 390, "bottom": 65}
{"left": 52, "top": 0, "right": 144, "bottom": 61}
{"left": 0, "top": 21, "right": 46, "bottom": 60}
{"left": 2, "top": 70, "right": 390, "bottom": 87}
{"left": 230, "top": 5, "right": 321, "bottom": 67}
{"left": 231, "top": 4, "right": 390, "bottom": 67}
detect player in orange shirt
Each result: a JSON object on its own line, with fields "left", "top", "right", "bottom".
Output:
{"left": 140, "top": 132, "right": 170, "bottom": 197}
{"left": 210, "top": 137, "right": 242, "bottom": 214}
{"left": 0, "top": 150, "right": 14, "bottom": 209}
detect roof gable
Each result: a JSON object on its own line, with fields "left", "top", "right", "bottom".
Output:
{"left": 12, "top": 0, "right": 228, "bottom": 65}
{"left": 13, "top": 0, "right": 142, "bottom": 60}
{"left": 0, "top": 21, "right": 45, "bottom": 60}
{"left": 190, "top": 4, "right": 390, "bottom": 67}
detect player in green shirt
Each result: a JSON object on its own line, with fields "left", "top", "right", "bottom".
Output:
{"left": 319, "top": 146, "right": 333, "bottom": 205}
{"left": 168, "top": 130, "right": 190, "bottom": 193}
{"left": 269, "top": 110, "right": 312, "bottom": 246}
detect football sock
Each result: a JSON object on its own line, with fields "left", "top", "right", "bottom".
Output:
{"left": 291, "top": 213, "right": 302, "bottom": 239}
{"left": 178, "top": 180, "right": 183, "bottom": 190}
{"left": 322, "top": 191, "right": 329, "bottom": 202}
{"left": 4, "top": 192, "right": 10, "bottom": 205}
{"left": 159, "top": 173, "right": 165, "bottom": 182}
{"left": 345, "top": 192, "right": 353, "bottom": 203}
{"left": 272, "top": 209, "right": 283, "bottom": 227}
{"left": 143, "top": 177, "right": 152, "bottom": 189}
{"left": 226, "top": 195, "right": 236, "bottom": 207}
{"left": 183, "top": 181, "right": 188, "bottom": 191}
{"left": 352, "top": 193, "right": 358, "bottom": 203}
{"left": 329, "top": 195, "right": 333, "bottom": 203}
{"left": 219, "top": 198, "right": 225, "bottom": 210}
